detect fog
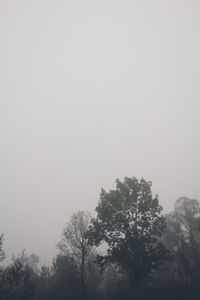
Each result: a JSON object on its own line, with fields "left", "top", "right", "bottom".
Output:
{"left": 1, "top": 0, "right": 200, "bottom": 263}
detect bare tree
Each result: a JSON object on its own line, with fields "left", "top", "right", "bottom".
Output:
{"left": 58, "top": 211, "right": 92, "bottom": 299}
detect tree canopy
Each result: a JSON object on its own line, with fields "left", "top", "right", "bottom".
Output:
{"left": 2, "top": 177, "right": 200, "bottom": 300}
{"left": 87, "top": 177, "right": 169, "bottom": 286}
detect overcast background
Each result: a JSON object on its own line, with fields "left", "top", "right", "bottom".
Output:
{"left": 1, "top": 0, "right": 200, "bottom": 264}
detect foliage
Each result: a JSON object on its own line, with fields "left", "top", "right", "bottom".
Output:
{"left": 85, "top": 251, "right": 104, "bottom": 300}
{"left": 0, "top": 234, "right": 5, "bottom": 263}
{"left": 34, "top": 265, "right": 52, "bottom": 300}
{"left": 50, "top": 254, "right": 81, "bottom": 300}
{"left": 87, "top": 177, "right": 169, "bottom": 286}
{"left": 0, "top": 251, "right": 38, "bottom": 300}
{"left": 3, "top": 179, "right": 200, "bottom": 299}
{"left": 162, "top": 197, "right": 200, "bottom": 283}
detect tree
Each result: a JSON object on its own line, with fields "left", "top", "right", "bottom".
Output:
{"left": 87, "top": 177, "right": 169, "bottom": 287}
{"left": 0, "top": 250, "right": 38, "bottom": 300}
{"left": 0, "top": 234, "right": 5, "bottom": 263}
{"left": 51, "top": 254, "right": 81, "bottom": 300}
{"left": 34, "top": 265, "right": 52, "bottom": 300}
{"left": 162, "top": 197, "right": 200, "bottom": 283}
{"left": 58, "top": 211, "right": 92, "bottom": 299}
{"left": 0, "top": 234, "right": 5, "bottom": 299}
{"left": 85, "top": 250, "right": 104, "bottom": 300}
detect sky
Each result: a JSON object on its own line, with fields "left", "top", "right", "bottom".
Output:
{"left": 1, "top": 0, "right": 200, "bottom": 264}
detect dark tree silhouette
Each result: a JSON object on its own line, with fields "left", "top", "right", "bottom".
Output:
{"left": 87, "top": 177, "right": 169, "bottom": 287}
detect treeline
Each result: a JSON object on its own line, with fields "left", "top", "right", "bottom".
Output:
{"left": 1, "top": 177, "right": 200, "bottom": 300}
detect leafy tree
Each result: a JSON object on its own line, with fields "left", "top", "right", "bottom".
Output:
{"left": 0, "top": 251, "right": 38, "bottom": 300}
{"left": 0, "top": 234, "right": 5, "bottom": 263}
{"left": 162, "top": 197, "right": 200, "bottom": 283}
{"left": 58, "top": 211, "right": 92, "bottom": 299}
{"left": 87, "top": 177, "right": 169, "bottom": 287}
{"left": 50, "top": 254, "right": 81, "bottom": 300}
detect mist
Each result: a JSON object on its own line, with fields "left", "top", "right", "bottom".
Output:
{"left": 1, "top": 0, "right": 200, "bottom": 266}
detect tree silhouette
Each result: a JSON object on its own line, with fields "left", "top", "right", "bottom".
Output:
{"left": 58, "top": 211, "right": 92, "bottom": 299}
{"left": 87, "top": 177, "right": 169, "bottom": 287}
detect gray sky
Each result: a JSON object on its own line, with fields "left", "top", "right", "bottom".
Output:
{"left": 1, "top": 0, "right": 200, "bottom": 264}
